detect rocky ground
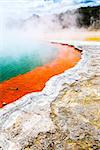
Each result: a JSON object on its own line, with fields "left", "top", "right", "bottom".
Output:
{"left": 0, "top": 43, "right": 100, "bottom": 150}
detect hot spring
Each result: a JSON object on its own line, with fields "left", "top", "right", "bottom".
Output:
{"left": 0, "top": 38, "right": 81, "bottom": 108}
{"left": 0, "top": 40, "right": 58, "bottom": 83}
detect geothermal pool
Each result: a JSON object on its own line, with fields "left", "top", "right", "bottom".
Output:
{"left": 0, "top": 41, "right": 58, "bottom": 82}
{"left": 0, "top": 42, "right": 81, "bottom": 108}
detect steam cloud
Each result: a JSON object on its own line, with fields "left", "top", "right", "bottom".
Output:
{"left": 0, "top": 0, "right": 100, "bottom": 58}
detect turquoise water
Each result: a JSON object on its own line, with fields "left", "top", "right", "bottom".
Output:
{"left": 0, "top": 41, "right": 58, "bottom": 83}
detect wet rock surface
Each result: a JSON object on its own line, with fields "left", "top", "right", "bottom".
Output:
{"left": 0, "top": 44, "right": 100, "bottom": 150}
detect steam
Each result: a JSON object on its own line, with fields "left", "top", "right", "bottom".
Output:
{"left": 0, "top": 0, "right": 100, "bottom": 57}
{"left": 0, "top": 4, "right": 78, "bottom": 60}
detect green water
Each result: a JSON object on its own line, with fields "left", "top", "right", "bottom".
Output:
{"left": 0, "top": 41, "right": 58, "bottom": 83}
